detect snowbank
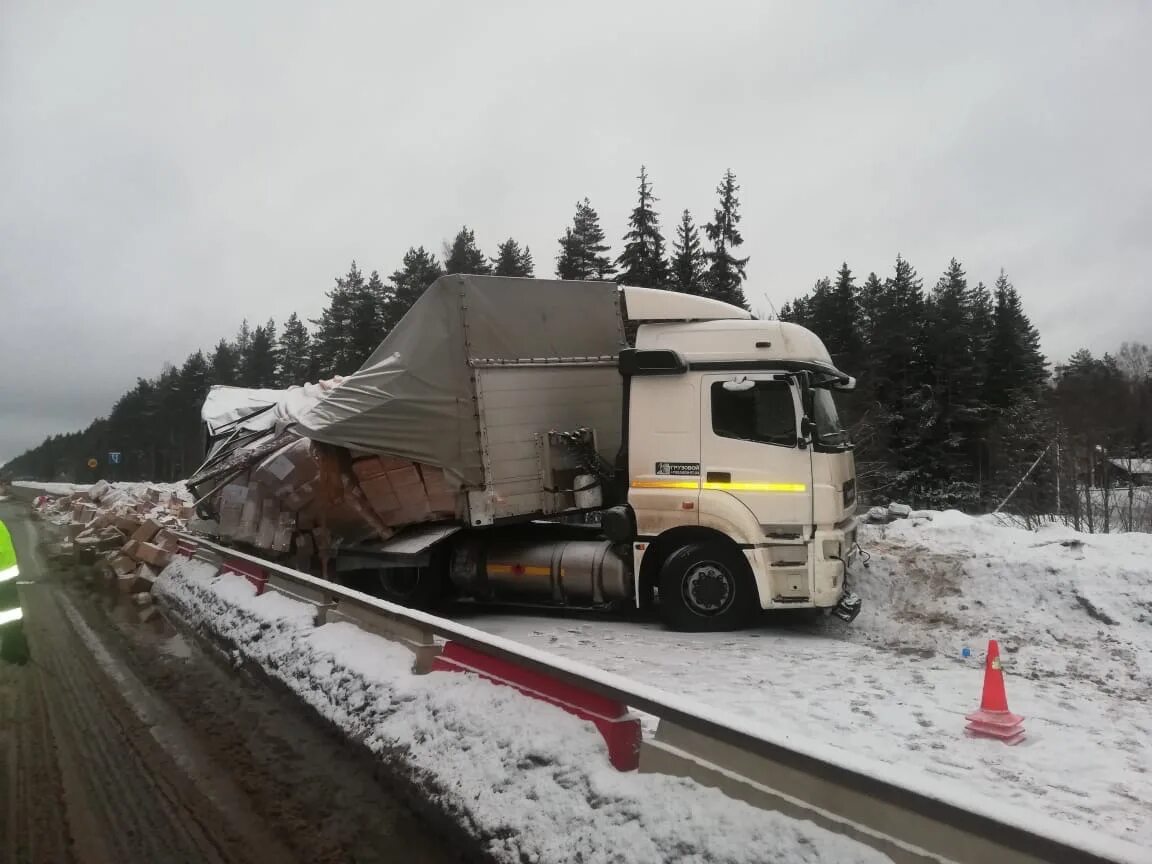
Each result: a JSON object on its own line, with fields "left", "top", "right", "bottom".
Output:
{"left": 853, "top": 509, "right": 1152, "bottom": 699}
{"left": 155, "top": 557, "right": 890, "bottom": 864}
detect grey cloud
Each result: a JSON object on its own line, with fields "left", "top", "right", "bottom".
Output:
{"left": 3, "top": 0, "right": 1150, "bottom": 463}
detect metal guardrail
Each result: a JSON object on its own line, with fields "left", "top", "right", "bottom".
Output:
{"left": 176, "top": 533, "right": 1137, "bottom": 864}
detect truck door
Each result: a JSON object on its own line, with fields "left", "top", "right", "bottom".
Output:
{"left": 699, "top": 373, "right": 813, "bottom": 534}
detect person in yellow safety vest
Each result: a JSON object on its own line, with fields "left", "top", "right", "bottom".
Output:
{"left": 0, "top": 519, "right": 30, "bottom": 665}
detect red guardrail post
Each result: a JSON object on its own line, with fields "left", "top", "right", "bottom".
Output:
{"left": 433, "top": 641, "right": 641, "bottom": 771}
{"left": 220, "top": 556, "right": 269, "bottom": 595}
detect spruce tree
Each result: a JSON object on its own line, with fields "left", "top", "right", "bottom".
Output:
{"left": 858, "top": 271, "right": 885, "bottom": 344}
{"left": 804, "top": 264, "right": 864, "bottom": 375}
{"left": 670, "top": 209, "right": 706, "bottom": 294}
{"left": 310, "top": 263, "right": 361, "bottom": 379}
{"left": 491, "top": 238, "right": 535, "bottom": 277}
{"left": 384, "top": 246, "right": 443, "bottom": 331}
{"left": 234, "top": 320, "right": 252, "bottom": 360}
{"left": 862, "top": 255, "right": 928, "bottom": 489}
{"left": 277, "top": 312, "right": 312, "bottom": 386}
{"left": 443, "top": 226, "right": 492, "bottom": 276}
{"left": 242, "top": 319, "right": 279, "bottom": 388}
{"left": 871, "top": 255, "right": 926, "bottom": 403}
{"left": 346, "top": 270, "right": 386, "bottom": 370}
{"left": 986, "top": 270, "right": 1047, "bottom": 408}
{"left": 208, "top": 338, "right": 240, "bottom": 385}
{"left": 177, "top": 351, "right": 210, "bottom": 474}
{"left": 827, "top": 263, "right": 865, "bottom": 373}
{"left": 917, "top": 259, "right": 980, "bottom": 486}
{"left": 555, "top": 198, "right": 615, "bottom": 280}
{"left": 703, "top": 169, "right": 750, "bottom": 309}
{"left": 615, "top": 166, "right": 668, "bottom": 288}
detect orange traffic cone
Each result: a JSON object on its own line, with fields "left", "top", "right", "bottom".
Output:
{"left": 965, "top": 640, "right": 1025, "bottom": 745}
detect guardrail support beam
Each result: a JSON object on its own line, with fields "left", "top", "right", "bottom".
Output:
{"left": 323, "top": 603, "right": 441, "bottom": 674}
{"left": 641, "top": 721, "right": 1053, "bottom": 864}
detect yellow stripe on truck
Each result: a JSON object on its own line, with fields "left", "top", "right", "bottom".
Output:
{"left": 487, "top": 564, "right": 552, "bottom": 577}
{"left": 631, "top": 480, "right": 808, "bottom": 493}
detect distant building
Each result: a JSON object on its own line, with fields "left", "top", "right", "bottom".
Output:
{"left": 1107, "top": 458, "right": 1152, "bottom": 486}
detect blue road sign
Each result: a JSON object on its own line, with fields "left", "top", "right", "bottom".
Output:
{"left": 109, "top": 451, "right": 122, "bottom": 465}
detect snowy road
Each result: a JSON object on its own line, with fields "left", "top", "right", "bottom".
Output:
{"left": 456, "top": 513, "right": 1152, "bottom": 851}
{"left": 0, "top": 503, "right": 468, "bottom": 864}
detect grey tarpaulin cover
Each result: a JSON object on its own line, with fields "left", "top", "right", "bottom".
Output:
{"left": 295, "top": 275, "right": 625, "bottom": 487}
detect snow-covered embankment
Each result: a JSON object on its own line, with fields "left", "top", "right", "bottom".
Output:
{"left": 155, "top": 557, "right": 890, "bottom": 864}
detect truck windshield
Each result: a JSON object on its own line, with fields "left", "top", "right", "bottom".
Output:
{"left": 711, "top": 381, "right": 797, "bottom": 447}
{"left": 813, "top": 388, "right": 850, "bottom": 448}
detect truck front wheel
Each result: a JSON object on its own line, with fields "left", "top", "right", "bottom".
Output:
{"left": 657, "top": 542, "right": 757, "bottom": 631}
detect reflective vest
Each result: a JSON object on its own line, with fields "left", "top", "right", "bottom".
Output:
{"left": 0, "top": 519, "right": 21, "bottom": 627}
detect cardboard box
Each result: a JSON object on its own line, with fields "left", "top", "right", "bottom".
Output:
{"left": 281, "top": 479, "right": 317, "bottom": 513}
{"left": 359, "top": 474, "right": 400, "bottom": 516}
{"left": 420, "top": 466, "right": 458, "bottom": 516}
{"left": 96, "top": 529, "right": 127, "bottom": 552}
{"left": 122, "top": 539, "right": 142, "bottom": 560}
{"left": 68, "top": 522, "right": 84, "bottom": 540}
{"left": 386, "top": 466, "right": 431, "bottom": 526}
{"left": 385, "top": 465, "right": 421, "bottom": 491}
{"left": 272, "top": 511, "right": 296, "bottom": 553}
{"left": 256, "top": 499, "right": 280, "bottom": 549}
{"left": 153, "top": 529, "right": 179, "bottom": 553}
{"left": 110, "top": 553, "right": 137, "bottom": 576}
{"left": 235, "top": 492, "right": 263, "bottom": 544}
{"left": 115, "top": 515, "right": 143, "bottom": 535}
{"left": 116, "top": 574, "right": 137, "bottom": 595}
{"left": 218, "top": 481, "right": 248, "bottom": 538}
{"left": 131, "top": 519, "right": 162, "bottom": 543}
{"left": 135, "top": 542, "right": 172, "bottom": 569}
{"left": 253, "top": 438, "right": 318, "bottom": 496}
{"left": 351, "top": 457, "right": 388, "bottom": 481}
{"left": 132, "top": 562, "right": 160, "bottom": 591}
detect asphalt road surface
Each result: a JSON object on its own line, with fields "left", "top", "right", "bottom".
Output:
{"left": 0, "top": 501, "right": 471, "bottom": 864}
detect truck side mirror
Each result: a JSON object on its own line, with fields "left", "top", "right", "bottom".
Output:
{"left": 722, "top": 376, "right": 756, "bottom": 392}
{"left": 800, "top": 416, "right": 816, "bottom": 439}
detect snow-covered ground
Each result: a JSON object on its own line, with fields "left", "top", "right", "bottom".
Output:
{"left": 13, "top": 480, "right": 89, "bottom": 495}
{"left": 155, "top": 558, "right": 889, "bottom": 864}
{"left": 465, "top": 511, "right": 1152, "bottom": 851}
{"left": 16, "top": 479, "right": 192, "bottom": 502}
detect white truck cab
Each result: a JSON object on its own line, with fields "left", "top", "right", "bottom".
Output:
{"left": 619, "top": 287, "right": 859, "bottom": 630}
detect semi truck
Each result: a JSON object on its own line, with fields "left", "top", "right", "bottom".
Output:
{"left": 191, "top": 274, "right": 861, "bottom": 631}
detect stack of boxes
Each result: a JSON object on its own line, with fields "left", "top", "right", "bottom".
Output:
{"left": 207, "top": 437, "right": 460, "bottom": 559}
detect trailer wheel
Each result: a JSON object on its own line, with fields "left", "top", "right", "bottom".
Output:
{"left": 658, "top": 542, "right": 756, "bottom": 631}
{"left": 373, "top": 564, "right": 446, "bottom": 610}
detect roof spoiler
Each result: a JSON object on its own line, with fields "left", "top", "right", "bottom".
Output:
{"left": 620, "top": 285, "right": 753, "bottom": 322}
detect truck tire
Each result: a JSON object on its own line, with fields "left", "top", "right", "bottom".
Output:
{"left": 658, "top": 541, "right": 756, "bottom": 632}
{"left": 372, "top": 565, "right": 446, "bottom": 610}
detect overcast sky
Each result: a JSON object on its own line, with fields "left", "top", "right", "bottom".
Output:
{"left": 2, "top": 1, "right": 1150, "bottom": 464}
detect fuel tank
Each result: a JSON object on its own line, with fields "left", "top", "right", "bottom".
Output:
{"left": 449, "top": 538, "right": 630, "bottom": 604}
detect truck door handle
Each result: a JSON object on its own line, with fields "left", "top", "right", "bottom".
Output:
{"left": 706, "top": 471, "right": 731, "bottom": 484}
